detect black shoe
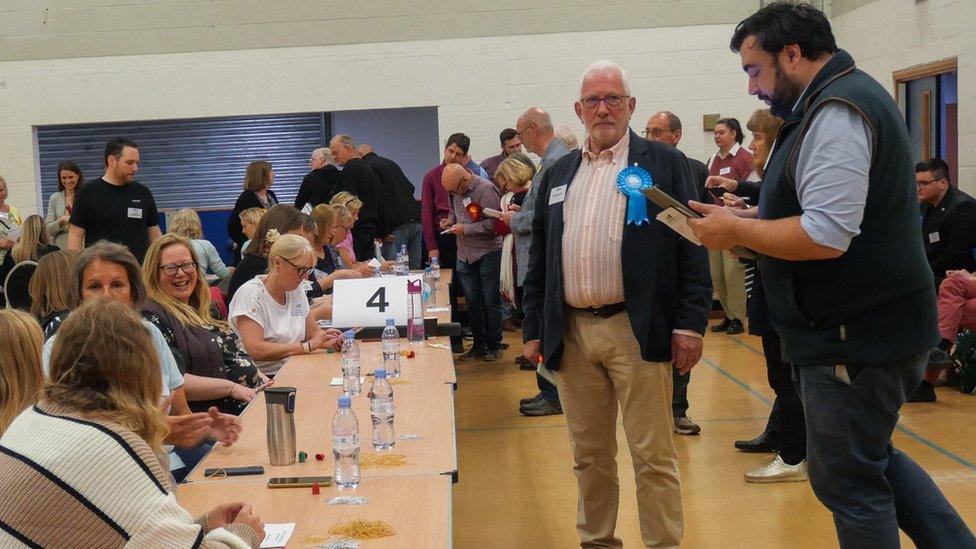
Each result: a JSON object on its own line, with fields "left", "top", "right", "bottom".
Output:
{"left": 734, "top": 432, "right": 782, "bottom": 453}
{"left": 711, "top": 318, "right": 733, "bottom": 332}
{"left": 484, "top": 349, "right": 504, "bottom": 362}
{"left": 908, "top": 380, "right": 937, "bottom": 403}
{"left": 519, "top": 392, "right": 545, "bottom": 407}
{"left": 726, "top": 319, "right": 744, "bottom": 335}
{"left": 516, "top": 355, "right": 536, "bottom": 370}
{"left": 520, "top": 399, "right": 563, "bottom": 416}
{"left": 499, "top": 342, "right": 510, "bottom": 350}
{"left": 456, "top": 348, "right": 487, "bottom": 362}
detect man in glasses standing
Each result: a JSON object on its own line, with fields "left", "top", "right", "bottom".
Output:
{"left": 644, "top": 111, "right": 710, "bottom": 438}
{"left": 645, "top": 112, "right": 709, "bottom": 202}
{"left": 521, "top": 60, "right": 711, "bottom": 547}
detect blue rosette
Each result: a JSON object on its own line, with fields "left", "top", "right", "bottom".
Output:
{"left": 616, "top": 164, "right": 653, "bottom": 225}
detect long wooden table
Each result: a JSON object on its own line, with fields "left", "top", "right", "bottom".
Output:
{"left": 183, "top": 269, "right": 457, "bottom": 546}
{"left": 276, "top": 340, "right": 456, "bottom": 387}
{"left": 186, "top": 379, "right": 456, "bottom": 483}
{"left": 177, "top": 474, "right": 451, "bottom": 548}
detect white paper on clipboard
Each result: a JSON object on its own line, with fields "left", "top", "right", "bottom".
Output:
{"left": 656, "top": 208, "right": 701, "bottom": 245}
{"left": 641, "top": 186, "right": 757, "bottom": 259}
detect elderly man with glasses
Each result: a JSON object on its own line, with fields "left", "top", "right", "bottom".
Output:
{"left": 521, "top": 60, "right": 711, "bottom": 547}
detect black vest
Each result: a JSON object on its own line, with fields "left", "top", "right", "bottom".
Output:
{"left": 758, "top": 50, "right": 938, "bottom": 365}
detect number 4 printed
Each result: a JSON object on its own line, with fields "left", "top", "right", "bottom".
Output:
{"left": 367, "top": 287, "right": 391, "bottom": 312}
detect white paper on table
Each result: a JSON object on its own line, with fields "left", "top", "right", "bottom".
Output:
{"left": 260, "top": 523, "right": 296, "bottom": 548}
{"left": 656, "top": 208, "right": 702, "bottom": 246}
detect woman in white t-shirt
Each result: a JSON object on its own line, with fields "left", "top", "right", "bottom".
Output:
{"left": 229, "top": 232, "right": 342, "bottom": 376}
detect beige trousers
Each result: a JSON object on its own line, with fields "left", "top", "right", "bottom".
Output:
{"left": 708, "top": 249, "right": 746, "bottom": 321}
{"left": 555, "top": 308, "right": 682, "bottom": 548}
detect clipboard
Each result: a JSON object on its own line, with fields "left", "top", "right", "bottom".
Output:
{"left": 640, "top": 186, "right": 757, "bottom": 259}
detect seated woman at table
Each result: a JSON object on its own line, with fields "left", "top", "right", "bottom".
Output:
{"left": 329, "top": 203, "right": 386, "bottom": 275}
{"left": 45, "top": 241, "right": 242, "bottom": 481}
{"left": 227, "top": 204, "right": 304, "bottom": 302}
{"left": 0, "top": 309, "right": 45, "bottom": 434}
{"left": 330, "top": 192, "right": 365, "bottom": 266}
{"left": 310, "top": 204, "right": 367, "bottom": 286}
{"left": 143, "top": 234, "right": 268, "bottom": 416}
{"left": 28, "top": 249, "right": 78, "bottom": 339}
{"left": 229, "top": 233, "right": 343, "bottom": 376}
{"left": 168, "top": 208, "right": 233, "bottom": 280}
{"left": 0, "top": 299, "right": 265, "bottom": 548}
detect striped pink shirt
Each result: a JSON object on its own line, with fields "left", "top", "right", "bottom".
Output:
{"left": 561, "top": 132, "right": 630, "bottom": 308}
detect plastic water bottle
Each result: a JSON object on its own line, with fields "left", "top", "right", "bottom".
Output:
{"left": 407, "top": 279, "right": 425, "bottom": 345}
{"left": 340, "top": 331, "right": 361, "bottom": 396}
{"left": 332, "top": 395, "right": 360, "bottom": 488}
{"left": 369, "top": 369, "right": 395, "bottom": 450}
{"left": 382, "top": 318, "right": 401, "bottom": 378}
{"left": 430, "top": 256, "right": 441, "bottom": 291}
{"left": 423, "top": 267, "right": 436, "bottom": 307}
{"left": 400, "top": 244, "right": 410, "bottom": 273}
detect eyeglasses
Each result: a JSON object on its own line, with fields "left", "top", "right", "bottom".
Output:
{"left": 516, "top": 124, "right": 534, "bottom": 138}
{"left": 916, "top": 179, "right": 943, "bottom": 187}
{"left": 643, "top": 128, "right": 676, "bottom": 138}
{"left": 579, "top": 95, "right": 630, "bottom": 110}
{"left": 158, "top": 261, "right": 196, "bottom": 276}
{"left": 281, "top": 256, "right": 313, "bottom": 278}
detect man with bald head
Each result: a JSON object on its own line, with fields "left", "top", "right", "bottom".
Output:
{"left": 521, "top": 61, "right": 711, "bottom": 546}
{"left": 505, "top": 107, "right": 571, "bottom": 417}
{"left": 441, "top": 163, "right": 504, "bottom": 361}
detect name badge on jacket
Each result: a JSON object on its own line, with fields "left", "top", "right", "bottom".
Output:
{"left": 929, "top": 232, "right": 941, "bottom": 244}
{"left": 127, "top": 207, "right": 143, "bottom": 219}
{"left": 549, "top": 185, "right": 567, "bottom": 206}
{"left": 719, "top": 167, "right": 732, "bottom": 176}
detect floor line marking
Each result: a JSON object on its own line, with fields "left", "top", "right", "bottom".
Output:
{"left": 716, "top": 334, "right": 976, "bottom": 472}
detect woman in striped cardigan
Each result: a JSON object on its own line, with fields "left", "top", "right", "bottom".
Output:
{"left": 0, "top": 299, "right": 264, "bottom": 548}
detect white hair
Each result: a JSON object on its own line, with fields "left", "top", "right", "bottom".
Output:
{"left": 553, "top": 124, "right": 579, "bottom": 150}
{"left": 311, "top": 147, "right": 335, "bottom": 165}
{"left": 579, "top": 59, "right": 631, "bottom": 96}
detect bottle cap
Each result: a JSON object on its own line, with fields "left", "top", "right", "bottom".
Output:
{"left": 375, "top": 368, "right": 387, "bottom": 379}
{"left": 343, "top": 330, "right": 355, "bottom": 340}
{"left": 386, "top": 318, "right": 395, "bottom": 326}
{"left": 338, "top": 395, "right": 352, "bottom": 407}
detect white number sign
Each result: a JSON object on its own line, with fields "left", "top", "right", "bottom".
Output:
{"left": 331, "top": 275, "right": 422, "bottom": 328}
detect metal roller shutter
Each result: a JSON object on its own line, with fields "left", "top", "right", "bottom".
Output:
{"left": 36, "top": 112, "right": 328, "bottom": 211}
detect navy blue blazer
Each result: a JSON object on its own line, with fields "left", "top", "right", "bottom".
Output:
{"left": 521, "top": 131, "right": 712, "bottom": 370}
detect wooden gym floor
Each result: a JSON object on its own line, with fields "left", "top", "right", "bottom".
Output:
{"left": 452, "top": 321, "right": 976, "bottom": 548}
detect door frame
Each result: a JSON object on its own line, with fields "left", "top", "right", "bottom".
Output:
{"left": 893, "top": 57, "right": 957, "bottom": 101}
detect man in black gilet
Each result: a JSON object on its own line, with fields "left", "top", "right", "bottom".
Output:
{"left": 688, "top": 3, "right": 975, "bottom": 547}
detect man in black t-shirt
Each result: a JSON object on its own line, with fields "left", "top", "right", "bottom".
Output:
{"left": 68, "top": 138, "right": 161, "bottom": 263}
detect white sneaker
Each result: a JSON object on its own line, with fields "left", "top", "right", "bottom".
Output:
{"left": 744, "top": 455, "right": 808, "bottom": 483}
